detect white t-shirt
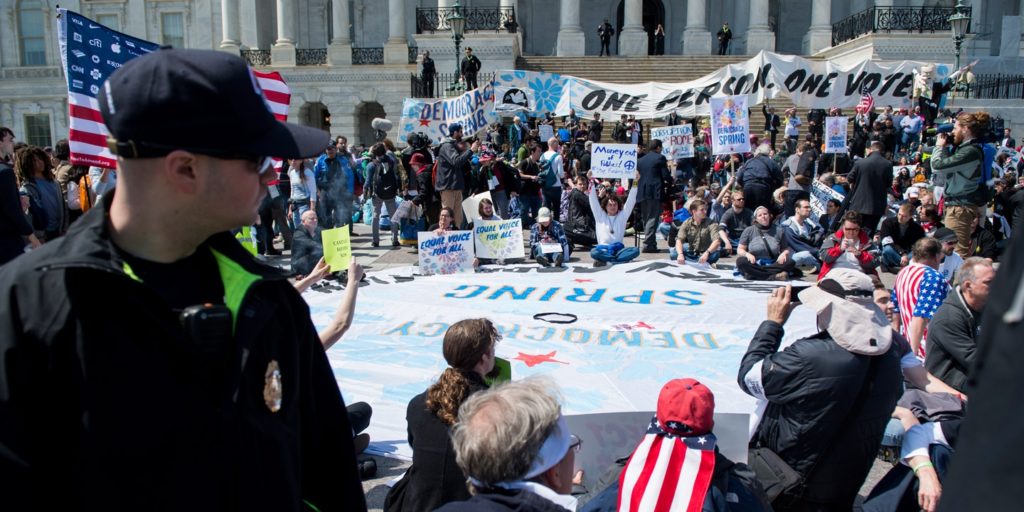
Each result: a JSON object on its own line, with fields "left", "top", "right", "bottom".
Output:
{"left": 938, "top": 251, "right": 964, "bottom": 284}
{"left": 541, "top": 150, "right": 564, "bottom": 189}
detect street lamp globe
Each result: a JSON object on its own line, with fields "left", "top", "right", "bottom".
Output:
{"left": 948, "top": 0, "right": 971, "bottom": 70}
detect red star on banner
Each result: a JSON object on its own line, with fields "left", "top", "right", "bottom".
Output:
{"left": 418, "top": 119, "right": 431, "bottom": 126}
{"left": 513, "top": 351, "right": 569, "bottom": 368}
{"left": 572, "top": 279, "right": 594, "bottom": 283}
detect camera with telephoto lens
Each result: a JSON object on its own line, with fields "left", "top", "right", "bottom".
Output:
{"left": 407, "top": 131, "right": 431, "bottom": 150}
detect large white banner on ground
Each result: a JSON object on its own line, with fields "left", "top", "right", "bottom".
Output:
{"left": 305, "top": 261, "right": 817, "bottom": 472}
{"left": 398, "top": 83, "right": 500, "bottom": 143}
{"left": 650, "top": 125, "right": 695, "bottom": 160}
{"left": 493, "top": 51, "right": 950, "bottom": 119}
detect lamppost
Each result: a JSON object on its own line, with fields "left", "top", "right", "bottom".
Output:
{"left": 447, "top": 0, "right": 466, "bottom": 94}
{"left": 948, "top": 0, "right": 971, "bottom": 72}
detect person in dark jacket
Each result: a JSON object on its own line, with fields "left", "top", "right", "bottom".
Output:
{"left": 460, "top": 47, "right": 482, "bottom": 90}
{"left": 0, "top": 127, "right": 39, "bottom": 263}
{"left": 735, "top": 144, "right": 783, "bottom": 214}
{"left": 878, "top": 202, "right": 926, "bottom": 271}
{"left": 420, "top": 50, "right": 436, "bottom": 97}
{"left": 384, "top": 319, "right": 498, "bottom": 512}
{"left": 438, "top": 377, "right": 577, "bottom": 512}
{"left": 564, "top": 176, "right": 596, "bottom": 248}
{"left": 967, "top": 215, "right": 998, "bottom": 259}
{"left": 762, "top": 104, "right": 781, "bottom": 150}
{"left": 0, "top": 49, "right": 366, "bottom": 511}
{"left": 738, "top": 270, "right": 903, "bottom": 511}
{"left": 436, "top": 124, "right": 479, "bottom": 228}
{"left": 807, "top": 108, "right": 826, "bottom": 145}
{"left": 291, "top": 209, "right": 324, "bottom": 277}
{"left": 931, "top": 111, "right": 991, "bottom": 258}
{"left": 847, "top": 141, "right": 894, "bottom": 235}
{"left": 925, "top": 257, "right": 993, "bottom": 394}
{"left": 637, "top": 139, "right": 671, "bottom": 252}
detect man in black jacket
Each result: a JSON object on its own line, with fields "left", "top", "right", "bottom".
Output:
{"left": 637, "top": 139, "right": 670, "bottom": 253}
{"left": 736, "top": 144, "right": 783, "bottom": 214}
{"left": 925, "top": 257, "right": 993, "bottom": 393}
{"left": 597, "top": 19, "right": 614, "bottom": 56}
{"left": 847, "top": 141, "right": 893, "bottom": 235}
{"left": 739, "top": 270, "right": 902, "bottom": 510}
{"left": 877, "top": 202, "right": 926, "bottom": 271}
{"left": 436, "top": 124, "right": 479, "bottom": 228}
{"left": 0, "top": 49, "right": 367, "bottom": 511}
{"left": 460, "top": 47, "right": 482, "bottom": 90}
{"left": 762, "top": 104, "right": 781, "bottom": 150}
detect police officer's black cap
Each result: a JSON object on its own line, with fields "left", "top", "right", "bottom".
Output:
{"left": 99, "top": 48, "right": 328, "bottom": 160}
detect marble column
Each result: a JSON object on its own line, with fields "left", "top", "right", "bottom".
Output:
{"left": 556, "top": 0, "right": 585, "bottom": 56}
{"left": 328, "top": 0, "right": 352, "bottom": 65}
{"left": 802, "top": 0, "right": 832, "bottom": 54}
{"left": 745, "top": 0, "right": 775, "bottom": 53}
{"left": 239, "top": 0, "right": 258, "bottom": 49}
{"left": 383, "top": 0, "right": 409, "bottom": 64}
{"left": 271, "top": 0, "right": 296, "bottom": 66}
{"left": 219, "top": 0, "right": 241, "bottom": 52}
{"left": 682, "top": 0, "right": 711, "bottom": 55}
{"left": 618, "top": 0, "right": 647, "bottom": 56}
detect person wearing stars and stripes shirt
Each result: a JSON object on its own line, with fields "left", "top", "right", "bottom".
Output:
{"left": 893, "top": 237, "right": 948, "bottom": 357}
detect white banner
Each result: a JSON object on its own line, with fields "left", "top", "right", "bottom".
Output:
{"left": 474, "top": 218, "right": 526, "bottom": 259}
{"left": 493, "top": 86, "right": 534, "bottom": 113}
{"left": 538, "top": 124, "right": 555, "bottom": 143}
{"left": 417, "top": 231, "right": 475, "bottom": 275}
{"left": 492, "top": 51, "right": 950, "bottom": 119}
{"left": 307, "top": 261, "right": 818, "bottom": 466}
{"left": 651, "top": 125, "right": 695, "bottom": 160}
{"left": 710, "top": 96, "right": 751, "bottom": 156}
{"left": 824, "top": 116, "right": 848, "bottom": 154}
{"left": 398, "top": 83, "right": 500, "bottom": 144}
{"left": 590, "top": 143, "right": 639, "bottom": 179}
{"left": 810, "top": 180, "right": 845, "bottom": 224}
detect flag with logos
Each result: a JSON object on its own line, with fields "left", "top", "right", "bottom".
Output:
{"left": 57, "top": 9, "right": 293, "bottom": 170}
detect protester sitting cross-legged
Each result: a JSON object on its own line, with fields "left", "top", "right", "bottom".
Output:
{"left": 588, "top": 171, "right": 640, "bottom": 266}
{"left": 818, "top": 211, "right": 880, "bottom": 281}
{"left": 736, "top": 206, "right": 799, "bottom": 281}
{"left": 877, "top": 202, "right": 926, "bottom": 272}
{"left": 437, "top": 377, "right": 579, "bottom": 512}
{"left": 780, "top": 198, "right": 824, "bottom": 273}
{"left": 384, "top": 319, "right": 500, "bottom": 512}
{"left": 530, "top": 207, "right": 570, "bottom": 268}
{"left": 719, "top": 190, "right": 753, "bottom": 252}
{"left": 671, "top": 199, "right": 723, "bottom": 266}
{"left": 291, "top": 209, "right": 324, "bottom": 278}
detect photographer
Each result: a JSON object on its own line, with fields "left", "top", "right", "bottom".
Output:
{"left": 931, "top": 112, "right": 992, "bottom": 258}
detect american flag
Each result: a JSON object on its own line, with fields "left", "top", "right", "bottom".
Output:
{"left": 58, "top": 9, "right": 292, "bottom": 170}
{"left": 617, "top": 419, "right": 717, "bottom": 512}
{"left": 855, "top": 84, "right": 874, "bottom": 114}
{"left": 892, "top": 262, "right": 948, "bottom": 357}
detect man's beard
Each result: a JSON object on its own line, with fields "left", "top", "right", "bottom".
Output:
{"left": 953, "top": 130, "right": 965, "bottom": 145}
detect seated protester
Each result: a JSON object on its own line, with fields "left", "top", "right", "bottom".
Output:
{"left": 529, "top": 207, "right": 570, "bottom": 268}
{"left": 707, "top": 181, "right": 730, "bottom": 224}
{"left": 291, "top": 210, "right": 324, "bottom": 278}
{"left": 428, "top": 206, "right": 458, "bottom": 233}
{"left": 967, "top": 214, "right": 998, "bottom": 260}
{"left": 437, "top": 377, "right": 579, "bottom": 512}
{"left": 738, "top": 272, "right": 904, "bottom": 511}
{"left": 579, "top": 379, "right": 771, "bottom": 512}
{"left": 384, "top": 319, "right": 499, "bottom": 512}
{"left": 672, "top": 199, "right": 723, "bottom": 266}
{"left": 893, "top": 238, "right": 948, "bottom": 357}
{"left": 473, "top": 198, "right": 506, "bottom": 268}
{"left": 878, "top": 203, "right": 926, "bottom": 272}
{"left": 818, "top": 198, "right": 841, "bottom": 233}
{"left": 718, "top": 190, "right": 753, "bottom": 251}
{"left": 736, "top": 206, "right": 799, "bottom": 281}
{"left": 925, "top": 257, "right": 994, "bottom": 394}
{"left": 588, "top": 171, "right": 640, "bottom": 266}
{"left": 933, "top": 228, "right": 963, "bottom": 285}
{"left": 819, "top": 211, "right": 880, "bottom": 281}
{"left": 917, "top": 203, "right": 943, "bottom": 236}
{"left": 564, "top": 176, "right": 596, "bottom": 248}
{"left": 780, "top": 198, "right": 824, "bottom": 273}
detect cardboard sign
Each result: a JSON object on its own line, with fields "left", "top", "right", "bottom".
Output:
{"left": 710, "top": 95, "right": 750, "bottom": 155}
{"left": 321, "top": 226, "right": 352, "bottom": 271}
{"left": 824, "top": 116, "right": 848, "bottom": 153}
{"left": 417, "top": 230, "right": 475, "bottom": 275}
{"left": 462, "top": 191, "right": 493, "bottom": 225}
{"left": 538, "top": 123, "right": 555, "bottom": 143}
{"left": 651, "top": 125, "right": 695, "bottom": 160}
{"left": 474, "top": 218, "right": 526, "bottom": 259}
{"left": 590, "top": 143, "right": 638, "bottom": 180}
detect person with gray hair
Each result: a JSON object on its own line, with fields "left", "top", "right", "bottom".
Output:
{"left": 439, "top": 377, "right": 579, "bottom": 512}
{"left": 925, "top": 256, "right": 994, "bottom": 393}
{"left": 736, "top": 143, "right": 783, "bottom": 214}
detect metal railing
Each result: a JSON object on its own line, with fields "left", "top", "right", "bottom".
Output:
{"left": 832, "top": 6, "right": 971, "bottom": 46}
{"left": 296, "top": 48, "right": 327, "bottom": 66}
{"left": 415, "top": 6, "right": 517, "bottom": 34}
{"left": 410, "top": 72, "right": 495, "bottom": 98}
{"left": 961, "top": 74, "right": 1024, "bottom": 100}
{"left": 352, "top": 47, "right": 384, "bottom": 65}
{"left": 240, "top": 49, "right": 271, "bottom": 66}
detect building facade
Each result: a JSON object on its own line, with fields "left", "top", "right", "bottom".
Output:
{"left": 2, "top": 0, "right": 1022, "bottom": 148}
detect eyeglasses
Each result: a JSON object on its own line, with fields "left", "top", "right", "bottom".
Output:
{"left": 568, "top": 434, "right": 582, "bottom": 453}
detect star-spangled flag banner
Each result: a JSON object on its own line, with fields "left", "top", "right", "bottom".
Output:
{"left": 856, "top": 84, "right": 874, "bottom": 114}
{"left": 617, "top": 418, "right": 717, "bottom": 512}
{"left": 893, "top": 263, "right": 948, "bottom": 357}
{"left": 57, "top": 9, "right": 293, "bottom": 170}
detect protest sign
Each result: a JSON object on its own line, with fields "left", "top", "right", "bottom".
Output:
{"left": 590, "top": 143, "right": 638, "bottom": 179}
{"left": 650, "top": 125, "right": 695, "bottom": 160}
{"left": 474, "top": 218, "right": 526, "bottom": 259}
{"left": 538, "top": 242, "right": 563, "bottom": 254}
{"left": 461, "top": 191, "right": 493, "bottom": 225}
{"left": 538, "top": 123, "right": 555, "bottom": 142}
{"left": 810, "top": 180, "right": 845, "bottom": 222}
{"left": 322, "top": 227, "right": 352, "bottom": 271}
{"left": 398, "top": 83, "right": 499, "bottom": 143}
{"left": 709, "top": 95, "right": 750, "bottom": 155}
{"left": 824, "top": 116, "right": 848, "bottom": 153}
{"left": 417, "top": 231, "right": 475, "bottom": 275}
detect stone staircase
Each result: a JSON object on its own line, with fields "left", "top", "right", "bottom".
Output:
{"left": 514, "top": 55, "right": 843, "bottom": 146}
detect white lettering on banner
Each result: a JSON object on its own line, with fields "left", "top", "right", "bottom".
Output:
{"left": 710, "top": 96, "right": 751, "bottom": 156}
{"left": 824, "top": 116, "right": 848, "bottom": 154}
{"left": 417, "top": 231, "right": 475, "bottom": 275}
{"left": 651, "top": 125, "right": 695, "bottom": 160}
{"left": 591, "top": 143, "right": 638, "bottom": 179}
{"left": 474, "top": 218, "right": 526, "bottom": 259}
{"left": 398, "top": 84, "right": 499, "bottom": 143}
{"left": 492, "top": 51, "right": 940, "bottom": 119}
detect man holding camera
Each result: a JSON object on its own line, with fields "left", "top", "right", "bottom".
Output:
{"left": 931, "top": 111, "right": 992, "bottom": 258}
{"left": 436, "top": 123, "right": 478, "bottom": 228}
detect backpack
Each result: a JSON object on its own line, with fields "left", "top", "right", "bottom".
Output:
{"left": 538, "top": 152, "right": 559, "bottom": 188}
{"left": 372, "top": 156, "right": 400, "bottom": 200}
